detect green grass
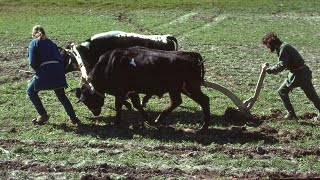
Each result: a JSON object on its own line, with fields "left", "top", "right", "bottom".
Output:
{"left": 1, "top": 0, "right": 320, "bottom": 179}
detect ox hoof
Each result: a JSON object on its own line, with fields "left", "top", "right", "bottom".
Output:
{"left": 32, "top": 115, "right": 49, "bottom": 125}
{"left": 70, "top": 116, "right": 82, "bottom": 126}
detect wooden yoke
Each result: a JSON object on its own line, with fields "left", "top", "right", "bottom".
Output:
{"left": 70, "top": 43, "right": 89, "bottom": 82}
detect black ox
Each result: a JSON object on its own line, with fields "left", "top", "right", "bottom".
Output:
{"left": 75, "top": 46, "right": 211, "bottom": 129}
{"left": 60, "top": 31, "right": 178, "bottom": 73}
{"left": 60, "top": 31, "right": 178, "bottom": 108}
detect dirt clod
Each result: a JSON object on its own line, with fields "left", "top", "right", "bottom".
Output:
{"left": 259, "top": 125, "right": 277, "bottom": 134}
{"left": 224, "top": 107, "right": 260, "bottom": 126}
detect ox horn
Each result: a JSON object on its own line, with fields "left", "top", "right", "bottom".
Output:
{"left": 88, "top": 83, "right": 96, "bottom": 94}
{"left": 82, "top": 82, "right": 96, "bottom": 94}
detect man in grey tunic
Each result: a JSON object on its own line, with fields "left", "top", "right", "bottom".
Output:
{"left": 262, "top": 32, "right": 320, "bottom": 120}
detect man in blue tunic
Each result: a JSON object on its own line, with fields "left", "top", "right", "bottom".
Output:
{"left": 27, "top": 25, "right": 81, "bottom": 125}
{"left": 262, "top": 32, "right": 320, "bottom": 120}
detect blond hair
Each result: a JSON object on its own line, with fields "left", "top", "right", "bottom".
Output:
{"left": 32, "top": 25, "right": 46, "bottom": 40}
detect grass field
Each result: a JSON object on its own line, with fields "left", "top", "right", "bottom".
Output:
{"left": 1, "top": 0, "right": 320, "bottom": 179}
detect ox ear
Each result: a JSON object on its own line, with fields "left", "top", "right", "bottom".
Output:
{"left": 65, "top": 42, "right": 72, "bottom": 49}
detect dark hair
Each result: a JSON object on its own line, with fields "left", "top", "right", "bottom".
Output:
{"left": 262, "top": 32, "right": 282, "bottom": 47}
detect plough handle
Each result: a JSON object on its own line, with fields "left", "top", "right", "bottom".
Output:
{"left": 244, "top": 63, "right": 269, "bottom": 110}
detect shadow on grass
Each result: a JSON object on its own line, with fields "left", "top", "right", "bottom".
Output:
{"left": 86, "top": 106, "right": 261, "bottom": 128}
{"left": 51, "top": 122, "right": 135, "bottom": 140}
{"left": 52, "top": 108, "right": 277, "bottom": 145}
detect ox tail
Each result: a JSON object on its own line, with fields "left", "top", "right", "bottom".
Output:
{"left": 198, "top": 54, "right": 205, "bottom": 84}
{"left": 167, "top": 35, "right": 179, "bottom": 50}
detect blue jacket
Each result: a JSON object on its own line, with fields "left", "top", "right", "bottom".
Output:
{"left": 28, "top": 38, "right": 67, "bottom": 90}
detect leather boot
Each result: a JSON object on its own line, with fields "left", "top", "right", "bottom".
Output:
{"left": 32, "top": 114, "right": 49, "bottom": 125}
{"left": 284, "top": 111, "right": 298, "bottom": 120}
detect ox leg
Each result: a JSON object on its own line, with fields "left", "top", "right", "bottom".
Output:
{"left": 127, "top": 92, "right": 153, "bottom": 125}
{"left": 142, "top": 94, "right": 152, "bottom": 107}
{"left": 183, "top": 83, "right": 211, "bottom": 130}
{"left": 155, "top": 91, "right": 182, "bottom": 125}
{"left": 114, "top": 96, "right": 126, "bottom": 128}
{"left": 123, "top": 100, "right": 133, "bottom": 110}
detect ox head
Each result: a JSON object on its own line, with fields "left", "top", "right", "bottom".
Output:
{"left": 59, "top": 44, "right": 79, "bottom": 73}
{"left": 75, "top": 83, "right": 105, "bottom": 116}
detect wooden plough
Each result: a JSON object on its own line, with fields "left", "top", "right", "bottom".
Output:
{"left": 204, "top": 64, "right": 268, "bottom": 117}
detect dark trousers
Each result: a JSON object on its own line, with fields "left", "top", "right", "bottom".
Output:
{"left": 278, "top": 77, "right": 320, "bottom": 113}
{"left": 26, "top": 80, "right": 77, "bottom": 119}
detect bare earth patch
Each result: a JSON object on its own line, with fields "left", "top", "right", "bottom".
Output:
{"left": 1, "top": 123, "right": 320, "bottom": 179}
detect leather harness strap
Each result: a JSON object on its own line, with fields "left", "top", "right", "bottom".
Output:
{"left": 291, "top": 65, "right": 306, "bottom": 72}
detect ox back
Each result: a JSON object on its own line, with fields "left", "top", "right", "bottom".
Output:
{"left": 77, "top": 31, "right": 178, "bottom": 69}
{"left": 89, "top": 46, "right": 204, "bottom": 96}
